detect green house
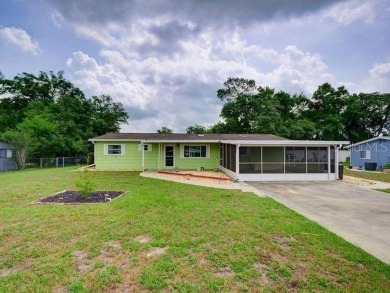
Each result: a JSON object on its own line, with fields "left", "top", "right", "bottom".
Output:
{"left": 89, "top": 133, "right": 349, "bottom": 181}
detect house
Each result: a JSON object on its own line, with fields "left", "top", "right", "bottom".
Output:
{"left": 89, "top": 133, "right": 349, "bottom": 181}
{"left": 0, "top": 141, "right": 15, "bottom": 171}
{"left": 348, "top": 137, "right": 390, "bottom": 170}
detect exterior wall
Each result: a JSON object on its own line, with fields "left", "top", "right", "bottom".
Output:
{"left": 351, "top": 139, "right": 390, "bottom": 169}
{"left": 0, "top": 141, "right": 15, "bottom": 171}
{"left": 94, "top": 141, "right": 220, "bottom": 171}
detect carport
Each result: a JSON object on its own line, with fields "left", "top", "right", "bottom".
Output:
{"left": 219, "top": 140, "right": 349, "bottom": 181}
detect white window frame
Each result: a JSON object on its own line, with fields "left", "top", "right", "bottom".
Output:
{"left": 6, "top": 149, "right": 12, "bottom": 158}
{"left": 138, "top": 144, "right": 152, "bottom": 152}
{"left": 360, "top": 150, "right": 371, "bottom": 159}
{"left": 104, "top": 144, "right": 125, "bottom": 155}
{"left": 180, "top": 144, "right": 210, "bottom": 158}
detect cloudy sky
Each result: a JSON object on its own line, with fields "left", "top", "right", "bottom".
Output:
{"left": 1, "top": 0, "right": 389, "bottom": 132}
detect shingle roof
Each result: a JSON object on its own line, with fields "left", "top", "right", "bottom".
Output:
{"left": 90, "top": 133, "right": 288, "bottom": 141}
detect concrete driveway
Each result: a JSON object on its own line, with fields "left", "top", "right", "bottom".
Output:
{"left": 247, "top": 181, "right": 390, "bottom": 264}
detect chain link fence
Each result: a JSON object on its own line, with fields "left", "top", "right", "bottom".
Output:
{"left": 28, "top": 156, "right": 89, "bottom": 168}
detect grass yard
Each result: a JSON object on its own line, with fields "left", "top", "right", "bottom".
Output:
{"left": 0, "top": 167, "right": 389, "bottom": 292}
{"left": 344, "top": 168, "right": 390, "bottom": 183}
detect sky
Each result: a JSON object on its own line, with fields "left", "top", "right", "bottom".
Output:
{"left": 0, "top": 0, "right": 390, "bottom": 133}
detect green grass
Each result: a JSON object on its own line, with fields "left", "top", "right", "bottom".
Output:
{"left": 0, "top": 167, "right": 389, "bottom": 292}
{"left": 344, "top": 168, "right": 390, "bottom": 183}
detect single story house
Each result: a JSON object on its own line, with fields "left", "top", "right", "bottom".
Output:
{"left": 0, "top": 141, "right": 15, "bottom": 171}
{"left": 347, "top": 137, "right": 390, "bottom": 170}
{"left": 89, "top": 133, "right": 349, "bottom": 181}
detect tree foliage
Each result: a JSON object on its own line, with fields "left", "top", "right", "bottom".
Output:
{"left": 186, "top": 124, "right": 209, "bottom": 134}
{"left": 2, "top": 130, "right": 35, "bottom": 170}
{"left": 157, "top": 127, "right": 173, "bottom": 134}
{"left": 210, "top": 78, "right": 390, "bottom": 142}
{"left": 0, "top": 71, "right": 129, "bottom": 158}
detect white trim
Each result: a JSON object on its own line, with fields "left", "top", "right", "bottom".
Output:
{"left": 224, "top": 140, "right": 349, "bottom": 146}
{"left": 346, "top": 136, "right": 390, "bottom": 148}
{"left": 104, "top": 144, "right": 125, "bottom": 155}
{"left": 164, "top": 145, "right": 175, "bottom": 168}
{"left": 91, "top": 138, "right": 349, "bottom": 146}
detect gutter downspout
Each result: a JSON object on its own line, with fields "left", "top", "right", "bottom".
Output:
{"left": 335, "top": 144, "right": 339, "bottom": 179}
{"left": 141, "top": 140, "right": 145, "bottom": 171}
{"left": 235, "top": 143, "right": 240, "bottom": 181}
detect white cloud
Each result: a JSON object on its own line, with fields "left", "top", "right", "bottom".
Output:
{"left": 0, "top": 27, "right": 40, "bottom": 55}
{"left": 65, "top": 25, "right": 340, "bottom": 132}
{"left": 324, "top": 0, "right": 388, "bottom": 25}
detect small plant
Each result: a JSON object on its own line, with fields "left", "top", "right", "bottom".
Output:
{"left": 75, "top": 169, "right": 96, "bottom": 198}
{"left": 384, "top": 162, "right": 390, "bottom": 169}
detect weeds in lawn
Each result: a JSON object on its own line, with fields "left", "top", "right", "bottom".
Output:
{"left": 0, "top": 167, "right": 389, "bottom": 292}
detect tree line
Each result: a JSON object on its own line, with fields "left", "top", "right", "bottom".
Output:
{"left": 185, "top": 78, "right": 390, "bottom": 143}
{"left": 0, "top": 71, "right": 129, "bottom": 168}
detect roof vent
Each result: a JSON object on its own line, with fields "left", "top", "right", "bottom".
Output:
{"left": 197, "top": 134, "right": 205, "bottom": 137}
{"left": 239, "top": 134, "right": 248, "bottom": 138}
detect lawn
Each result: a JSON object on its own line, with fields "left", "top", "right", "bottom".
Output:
{"left": 344, "top": 168, "right": 390, "bottom": 183}
{"left": 0, "top": 167, "right": 389, "bottom": 292}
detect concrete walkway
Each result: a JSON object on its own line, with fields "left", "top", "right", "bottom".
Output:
{"left": 247, "top": 181, "right": 390, "bottom": 264}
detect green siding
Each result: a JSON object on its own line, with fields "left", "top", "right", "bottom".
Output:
{"left": 94, "top": 141, "right": 220, "bottom": 171}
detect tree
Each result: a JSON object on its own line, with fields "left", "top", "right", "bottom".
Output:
{"left": 2, "top": 130, "right": 35, "bottom": 170}
{"left": 213, "top": 78, "right": 315, "bottom": 139}
{"left": 186, "top": 124, "right": 209, "bottom": 134}
{"left": 157, "top": 127, "right": 173, "bottom": 134}
{"left": 0, "top": 71, "right": 129, "bottom": 157}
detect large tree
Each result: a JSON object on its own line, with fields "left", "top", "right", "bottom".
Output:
{"left": 0, "top": 71, "right": 129, "bottom": 157}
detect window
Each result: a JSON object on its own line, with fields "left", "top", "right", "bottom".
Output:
{"left": 360, "top": 150, "right": 371, "bottom": 159}
{"left": 138, "top": 144, "right": 152, "bottom": 152}
{"left": 0, "top": 149, "right": 6, "bottom": 158}
{"left": 105, "top": 144, "right": 124, "bottom": 155}
{"left": 184, "top": 145, "right": 207, "bottom": 158}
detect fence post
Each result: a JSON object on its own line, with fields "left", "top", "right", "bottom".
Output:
{"left": 62, "top": 157, "right": 65, "bottom": 167}
{"left": 56, "top": 157, "right": 58, "bottom": 167}
{"left": 40, "top": 158, "right": 43, "bottom": 168}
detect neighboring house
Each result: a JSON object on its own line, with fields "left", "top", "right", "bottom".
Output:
{"left": 90, "top": 133, "right": 348, "bottom": 181}
{"left": 348, "top": 137, "right": 390, "bottom": 170}
{"left": 0, "top": 141, "right": 15, "bottom": 171}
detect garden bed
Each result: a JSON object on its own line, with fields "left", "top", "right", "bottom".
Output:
{"left": 36, "top": 190, "right": 124, "bottom": 204}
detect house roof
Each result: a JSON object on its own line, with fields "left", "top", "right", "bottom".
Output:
{"left": 346, "top": 136, "right": 390, "bottom": 148}
{"left": 89, "top": 133, "right": 349, "bottom": 146}
{"left": 89, "top": 133, "right": 288, "bottom": 142}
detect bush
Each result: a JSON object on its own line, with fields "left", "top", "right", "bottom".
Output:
{"left": 384, "top": 162, "right": 390, "bottom": 169}
{"left": 75, "top": 169, "right": 96, "bottom": 198}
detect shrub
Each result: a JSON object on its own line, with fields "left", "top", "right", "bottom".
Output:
{"left": 75, "top": 169, "right": 96, "bottom": 198}
{"left": 384, "top": 162, "right": 390, "bottom": 169}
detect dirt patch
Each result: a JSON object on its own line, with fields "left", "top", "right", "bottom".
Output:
{"left": 260, "top": 272, "right": 275, "bottom": 285}
{"left": 271, "top": 252, "right": 289, "bottom": 263}
{"left": 0, "top": 260, "right": 32, "bottom": 277}
{"left": 73, "top": 250, "right": 93, "bottom": 271}
{"left": 274, "top": 235, "right": 295, "bottom": 251}
{"left": 134, "top": 235, "right": 152, "bottom": 244}
{"left": 36, "top": 190, "right": 124, "bottom": 204}
{"left": 52, "top": 285, "right": 70, "bottom": 293}
{"left": 146, "top": 247, "right": 169, "bottom": 257}
{"left": 215, "top": 266, "right": 235, "bottom": 277}
{"left": 253, "top": 262, "right": 269, "bottom": 271}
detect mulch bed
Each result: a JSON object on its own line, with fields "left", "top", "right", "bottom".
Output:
{"left": 37, "top": 190, "right": 124, "bottom": 204}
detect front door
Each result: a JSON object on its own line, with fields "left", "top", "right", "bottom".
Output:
{"left": 164, "top": 145, "right": 175, "bottom": 168}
